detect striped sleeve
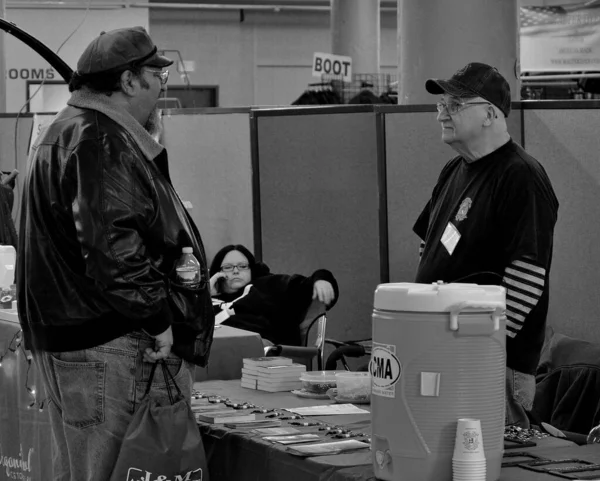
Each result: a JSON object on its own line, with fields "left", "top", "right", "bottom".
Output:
{"left": 419, "top": 240, "right": 425, "bottom": 258}
{"left": 502, "top": 259, "right": 546, "bottom": 339}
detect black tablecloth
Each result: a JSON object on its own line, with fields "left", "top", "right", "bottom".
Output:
{"left": 194, "top": 380, "right": 598, "bottom": 481}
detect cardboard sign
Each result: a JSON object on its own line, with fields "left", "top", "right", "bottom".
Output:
{"left": 312, "top": 52, "right": 352, "bottom": 82}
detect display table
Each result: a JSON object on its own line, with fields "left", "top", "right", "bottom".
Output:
{"left": 194, "top": 379, "right": 600, "bottom": 481}
{"left": 194, "top": 325, "right": 264, "bottom": 382}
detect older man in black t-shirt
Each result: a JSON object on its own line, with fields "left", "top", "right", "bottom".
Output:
{"left": 414, "top": 62, "right": 559, "bottom": 428}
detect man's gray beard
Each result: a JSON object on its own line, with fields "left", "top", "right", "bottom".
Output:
{"left": 145, "top": 106, "right": 163, "bottom": 141}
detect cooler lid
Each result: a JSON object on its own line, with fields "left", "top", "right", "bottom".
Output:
{"left": 374, "top": 282, "right": 506, "bottom": 313}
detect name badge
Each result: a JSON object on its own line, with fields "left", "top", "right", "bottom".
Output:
{"left": 441, "top": 222, "right": 461, "bottom": 256}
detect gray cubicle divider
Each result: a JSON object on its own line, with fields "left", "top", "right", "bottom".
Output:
{"left": 382, "top": 104, "right": 523, "bottom": 285}
{"left": 253, "top": 106, "right": 381, "bottom": 343}
{"left": 522, "top": 102, "right": 600, "bottom": 343}
{"left": 161, "top": 108, "right": 254, "bottom": 263}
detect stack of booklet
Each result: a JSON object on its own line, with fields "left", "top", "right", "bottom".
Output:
{"left": 241, "top": 356, "right": 306, "bottom": 392}
{"left": 191, "top": 397, "right": 256, "bottom": 424}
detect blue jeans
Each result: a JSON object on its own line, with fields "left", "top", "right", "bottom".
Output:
{"left": 33, "top": 331, "right": 194, "bottom": 481}
{"left": 506, "top": 367, "right": 535, "bottom": 428}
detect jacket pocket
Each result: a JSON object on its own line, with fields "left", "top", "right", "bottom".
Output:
{"left": 51, "top": 355, "right": 106, "bottom": 429}
{"left": 168, "top": 278, "right": 213, "bottom": 325}
{"left": 167, "top": 274, "right": 215, "bottom": 366}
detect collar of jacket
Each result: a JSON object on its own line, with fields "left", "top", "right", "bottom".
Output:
{"left": 67, "top": 88, "right": 165, "bottom": 162}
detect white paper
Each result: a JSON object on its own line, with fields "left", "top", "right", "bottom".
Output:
{"left": 285, "top": 404, "right": 369, "bottom": 416}
{"left": 441, "top": 222, "right": 461, "bottom": 255}
{"left": 254, "top": 427, "right": 301, "bottom": 436}
{"left": 288, "top": 439, "right": 369, "bottom": 454}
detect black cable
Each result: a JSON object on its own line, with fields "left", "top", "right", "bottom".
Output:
{"left": 12, "top": 0, "right": 92, "bottom": 225}
{"left": 19, "top": 341, "right": 43, "bottom": 410}
{"left": 0, "top": 329, "right": 21, "bottom": 363}
{"left": 0, "top": 328, "right": 46, "bottom": 410}
{"left": 450, "top": 271, "right": 504, "bottom": 284}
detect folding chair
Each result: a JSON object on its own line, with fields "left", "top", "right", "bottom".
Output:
{"left": 264, "top": 299, "right": 328, "bottom": 370}
{"left": 324, "top": 339, "right": 372, "bottom": 371}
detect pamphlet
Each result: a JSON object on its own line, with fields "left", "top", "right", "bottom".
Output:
{"left": 263, "top": 434, "right": 321, "bottom": 445}
{"left": 286, "top": 439, "right": 370, "bottom": 456}
{"left": 253, "top": 427, "right": 301, "bottom": 436}
{"left": 285, "top": 404, "right": 369, "bottom": 416}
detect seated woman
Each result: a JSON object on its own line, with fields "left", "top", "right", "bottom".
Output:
{"left": 209, "top": 244, "right": 339, "bottom": 346}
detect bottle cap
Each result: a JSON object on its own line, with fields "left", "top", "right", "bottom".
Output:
{"left": 182, "top": 247, "right": 193, "bottom": 254}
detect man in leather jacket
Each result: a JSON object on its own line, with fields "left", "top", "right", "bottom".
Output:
{"left": 17, "top": 27, "right": 214, "bottom": 480}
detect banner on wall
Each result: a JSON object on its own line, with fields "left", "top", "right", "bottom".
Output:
{"left": 520, "top": 4, "right": 600, "bottom": 72}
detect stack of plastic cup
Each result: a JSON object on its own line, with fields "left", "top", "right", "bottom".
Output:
{"left": 453, "top": 418, "right": 486, "bottom": 481}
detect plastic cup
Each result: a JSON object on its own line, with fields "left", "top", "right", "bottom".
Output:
{"left": 452, "top": 474, "right": 486, "bottom": 481}
{"left": 453, "top": 467, "right": 486, "bottom": 472}
{"left": 453, "top": 462, "right": 486, "bottom": 468}
{"left": 453, "top": 418, "right": 486, "bottom": 461}
{"left": 452, "top": 459, "right": 486, "bottom": 464}
{"left": 452, "top": 454, "right": 486, "bottom": 481}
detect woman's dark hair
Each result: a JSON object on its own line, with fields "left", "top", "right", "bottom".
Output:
{"left": 68, "top": 64, "right": 147, "bottom": 95}
{"left": 209, "top": 244, "right": 269, "bottom": 279}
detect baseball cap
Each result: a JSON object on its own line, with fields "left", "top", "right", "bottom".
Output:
{"left": 76, "top": 26, "right": 173, "bottom": 75}
{"left": 425, "top": 62, "right": 511, "bottom": 117}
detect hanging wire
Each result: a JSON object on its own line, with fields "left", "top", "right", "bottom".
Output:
{"left": 0, "top": 328, "right": 21, "bottom": 366}
{"left": 12, "top": 0, "right": 92, "bottom": 227}
{"left": 2, "top": 1, "right": 92, "bottom": 413}
{"left": 0, "top": 328, "right": 47, "bottom": 410}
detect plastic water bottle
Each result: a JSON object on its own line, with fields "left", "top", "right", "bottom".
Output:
{"left": 175, "top": 247, "right": 201, "bottom": 287}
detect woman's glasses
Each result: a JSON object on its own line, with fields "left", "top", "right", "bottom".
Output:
{"left": 221, "top": 263, "right": 250, "bottom": 272}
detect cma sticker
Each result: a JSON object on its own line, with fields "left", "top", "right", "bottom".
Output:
{"left": 369, "top": 344, "right": 401, "bottom": 398}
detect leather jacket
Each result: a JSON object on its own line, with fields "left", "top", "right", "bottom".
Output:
{"left": 17, "top": 102, "right": 214, "bottom": 366}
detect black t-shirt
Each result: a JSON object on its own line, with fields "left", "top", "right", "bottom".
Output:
{"left": 413, "top": 139, "right": 559, "bottom": 373}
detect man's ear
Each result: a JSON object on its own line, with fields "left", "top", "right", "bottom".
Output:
{"left": 119, "top": 70, "right": 137, "bottom": 96}
{"left": 483, "top": 105, "right": 496, "bottom": 126}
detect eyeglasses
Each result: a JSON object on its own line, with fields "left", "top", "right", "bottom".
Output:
{"left": 436, "top": 100, "right": 493, "bottom": 115}
{"left": 221, "top": 263, "right": 250, "bottom": 272}
{"left": 144, "top": 68, "right": 169, "bottom": 86}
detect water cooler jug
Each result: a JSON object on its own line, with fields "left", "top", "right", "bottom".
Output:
{"left": 371, "top": 282, "right": 506, "bottom": 481}
{"left": 0, "top": 245, "right": 15, "bottom": 288}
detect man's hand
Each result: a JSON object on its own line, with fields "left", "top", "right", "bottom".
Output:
{"left": 1, "top": 170, "right": 18, "bottom": 190}
{"left": 144, "top": 326, "right": 173, "bottom": 362}
{"left": 588, "top": 424, "right": 600, "bottom": 444}
{"left": 312, "top": 280, "right": 335, "bottom": 306}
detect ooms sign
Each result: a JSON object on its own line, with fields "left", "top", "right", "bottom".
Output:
{"left": 7, "top": 68, "right": 55, "bottom": 80}
{"left": 370, "top": 346, "right": 401, "bottom": 389}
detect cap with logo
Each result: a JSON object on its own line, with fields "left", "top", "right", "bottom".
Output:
{"left": 76, "top": 26, "right": 173, "bottom": 75}
{"left": 425, "top": 62, "right": 511, "bottom": 117}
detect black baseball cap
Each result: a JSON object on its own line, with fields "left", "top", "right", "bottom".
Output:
{"left": 425, "top": 62, "right": 511, "bottom": 117}
{"left": 76, "top": 26, "right": 173, "bottom": 75}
